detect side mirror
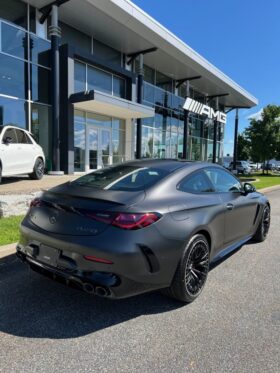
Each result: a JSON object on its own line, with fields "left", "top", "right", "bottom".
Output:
{"left": 3, "top": 136, "right": 12, "bottom": 145}
{"left": 243, "top": 182, "right": 256, "bottom": 195}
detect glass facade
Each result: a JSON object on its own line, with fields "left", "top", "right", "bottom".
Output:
{"left": 140, "top": 68, "right": 224, "bottom": 163}
{"left": 74, "top": 110, "right": 126, "bottom": 172}
{"left": 74, "top": 60, "right": 125, "bottom": 98}
{"left": 0, "top": 2, "right": 52, "bottom": 166}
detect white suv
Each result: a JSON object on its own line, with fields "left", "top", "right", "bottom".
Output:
{"left": 0, "top": 126, "right": 45, "bottom": 183}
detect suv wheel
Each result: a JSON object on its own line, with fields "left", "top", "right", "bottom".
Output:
{"left": 29, "top": 158, "right": 44, "bottom": 180}
{"left": 162, "top": 234, "right": 210, "bottom": 303}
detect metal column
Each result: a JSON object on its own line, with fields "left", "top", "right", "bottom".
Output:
{"left": 212, "top": 97, "right": 219, "bottom": 163}
{"left": 182, "top": 80, "right": 190, "bottom": 159}
{"left": 49, "top": 5, "right": 63, "bottom": 173}
{"left": 136, "top": 53, "right": 144, "bottom": 159}
{"left": 233, "top": 108, "right": 239, "bottom": 172}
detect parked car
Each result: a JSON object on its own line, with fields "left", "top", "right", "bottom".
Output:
{"left": 17, "top": 160, "right": 270, "bottom": 303}
{"left": 262, "top": 163, "right": 275, "bottom": 171}
{"left": 0, "top": 125, "right": 45, "bottom": 183}
{"left": 229, "top": 161, "right": 252, "bottom": 174}
{"left": 249, "top": 162, "right": 258, "bottom": 171}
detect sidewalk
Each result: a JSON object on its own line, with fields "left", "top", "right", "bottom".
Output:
{"left": 0, "top": 243, "right": 16, "bottom": 259}
{"left": 0, "top": 174, "right": 79, "bottom": 195}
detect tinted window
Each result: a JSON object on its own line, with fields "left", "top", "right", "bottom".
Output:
{"left": 72, "top": 165, "right": 169, "bottom": 191}
{"left": 3, "top": 128, "right": 17, "bottom": 143}
{"left": 205, "top": 168, "right": 242, "bottom": 192}
{"left": 178, "top": 171, "right": 214, "bottom": 193}
{"left": 15, "top": 129, "right": 31, "bottom": 144}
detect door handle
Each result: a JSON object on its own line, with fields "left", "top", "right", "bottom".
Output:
{"left": 226, "top": 203, "right": 234, "bottom": 211}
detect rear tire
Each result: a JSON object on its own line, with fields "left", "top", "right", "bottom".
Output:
{"left": 253, "top": 204, "right": 270, "bottom": 242}
{"left": 29, "top": 158, "right": 44, "bottom": 180}
{"left": 162, "top": 234, "right": 210, "bottom": 303}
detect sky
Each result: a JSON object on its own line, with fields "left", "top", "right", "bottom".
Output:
{"left": 132, "top": 0, "right": 280, "bottom": 155}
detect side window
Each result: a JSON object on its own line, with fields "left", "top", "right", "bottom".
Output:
{"left": 205, "top": 168, "right": 242, "bottom": 192}
{"left": 15, "top": 129, "right": 28, "bottom": 144}
{"left": 2, "top": 128, "right": 17, "bottom": 143}
{"left": 25, "top": 133, "right": 33, "bottom": 144}
{"left": 178, "top": 171, "right": 215, "bottom": 194}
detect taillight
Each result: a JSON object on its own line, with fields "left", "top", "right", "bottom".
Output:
{"left": 84, "top": 210, "right": 161, "bottom": 230}
{"left": 112, "top": 213, "right": 161, "bottom": 230}
{"left": 30, "top": 198, "right": 42, "bottom": 208}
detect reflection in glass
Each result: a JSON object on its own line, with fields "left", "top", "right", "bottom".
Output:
{"left": 31, "top": 65, "right": 50, "bottom": 104}
{"left": 1, "top": 23, "right": 27, "bottom": 59}
{"left": 88, "top": 66, "right": 112, "bottom": 95}
{"left": 89, "top": 128, "right": 98, "bottom": 169}
{"left": 74, "top": 123, "right": 86, "bottom": 171}
{"left": 0, "top": 96, "right": 27, "bottom": 128}
{"left": 30, "top": 35, "right": 50, "bottom": 67}
{"left": 113, "top": 76, "right": 125, "bottom": 98}
{"left": 0, "top": 53, "right": 27, "bottom": 99}
{"left": 31, "top": 104, "right": 51, "bottom": 164}
{"left": 101, "top": 130, "right": 111, "bottom": 167}
{"left": 74, "top": 61, "right": 86, "bottom": 92}
{"left": 87, "top": 112, "right": 111, "bottom": 127}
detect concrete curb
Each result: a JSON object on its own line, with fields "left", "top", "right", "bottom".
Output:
{"left": 259, "top": 185, "right": 280, "bottom": 193}
{"left": 0, "top": 243, "right": 16, "bottom": 259}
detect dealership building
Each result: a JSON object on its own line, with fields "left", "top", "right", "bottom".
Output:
{"left": 0, "top": 0, "right": 258, "bottom": 174}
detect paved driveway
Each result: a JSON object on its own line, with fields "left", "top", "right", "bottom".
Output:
{"left": 0, "top": 191, "right": 279, "bottom": 373}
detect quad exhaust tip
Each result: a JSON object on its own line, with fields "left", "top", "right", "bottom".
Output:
{"left": 82, "top": 283, "right": 110, "bottom": 297}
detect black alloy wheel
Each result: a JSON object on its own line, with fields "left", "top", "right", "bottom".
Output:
{"left": 253, "top": 204, "right": 270, "bottom": 242}
{"left": 185, "top": 238, "right": 210, "bottom": 297}
{"left": 163, "top": 234, "right": 210, "bottom": 303}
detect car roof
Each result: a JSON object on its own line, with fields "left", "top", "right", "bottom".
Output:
{"left": 120, "top": 159, "right": 222, "bottom": 173}
{"left": 0, "top": 125, "right": 32, "bottom": 135}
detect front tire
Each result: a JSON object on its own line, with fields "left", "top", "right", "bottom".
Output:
{"left": 29, "top": 158, "right": 44, "bottom": 180}
{"left": 163, "top": 234, "right": 210, "bottom": 303}
{"left": 253, "top": 204, "right": 270, "bottom": 242}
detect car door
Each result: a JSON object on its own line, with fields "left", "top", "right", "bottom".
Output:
{"left": 205, "top": 168, "right": 259, "bottom": 245}
{"left": 0, "top": 128, "right": 19, "bottom": 175}
{"left": 176, "top": 170, "right": 225, "bottom": 256}
{"left": 15, "top": 129, "right": 35, "bottom": 172}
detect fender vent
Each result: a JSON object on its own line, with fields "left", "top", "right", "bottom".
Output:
{"left": 253, "top": 204, "right": 260, "bottom": 225}
{"left": 139, "top": 245, "right": 160, "bottom": 273}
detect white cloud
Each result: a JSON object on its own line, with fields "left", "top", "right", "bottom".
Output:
{"left": 247, "top": 109, "right": 263, "bottom": 121}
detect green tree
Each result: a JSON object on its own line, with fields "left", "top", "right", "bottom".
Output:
{"left": 237, "top": 133, "right": 251, "bottom": 160}
{"left": 245, "top": 105, "right": 280, "bottom": 174}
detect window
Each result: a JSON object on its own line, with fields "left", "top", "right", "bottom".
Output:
{"left": 3, "top": 128, "right": 17, "bottom": 143}
{"left": 0, "top": 54, "right": 27, "bottom": 99}
{"left": 74, "top": 61, "right": 86, "bottom": 92}
{"left": 1, "top": 22, "right": 27, "bottom": 59}
{"left": 72, "top": 166, "right": 169, "bottom": 191}
{"left": 31, "top": 65, "right": 50, "bottom": 104}
{"left": 15, "top": 129, "right": 28, "bottom": 143}
{"left": 88, "top": 66, "right": 112, "bottom": 95}
{"left": 30, "top": 35, "right": 50, "bottom": 67}
{"left": 113, "top": 76, "right": 125, "bottom": 98}
{"left": 0, "top": 96, "right": 28, "bottom": 128}
{"left": 0, "top": 0, "right": 27, "bottom": 29}
{"left": 178, "top": 171, "right": 214, "bottom": 193}
{"left": 205, "top": 168, "right": 242, "bottom": 192}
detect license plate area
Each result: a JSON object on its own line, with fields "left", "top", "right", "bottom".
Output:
{"left": 38, "top": 245, "right": 61, "bottom": 267}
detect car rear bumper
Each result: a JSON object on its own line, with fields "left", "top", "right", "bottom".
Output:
{"left": 17, "top": 217, "right": 184, "bottom": 298}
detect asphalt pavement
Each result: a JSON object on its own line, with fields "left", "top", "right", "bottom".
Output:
{"left": 0, "top": 190, "right": 279, "bottom": 373}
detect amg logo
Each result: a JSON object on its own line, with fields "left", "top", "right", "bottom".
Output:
{"left": 183, "top": 97, "right": 227, "bottom": 124}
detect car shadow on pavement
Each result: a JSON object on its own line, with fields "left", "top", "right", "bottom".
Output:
{"left": 0, "top": 176, "right": 30, "bottom": 185}
{"left": 0, "top": 254, "right": 184, "bottom": 339}
{"left": 0, "top": 244, "right": 248, "bottom": 340}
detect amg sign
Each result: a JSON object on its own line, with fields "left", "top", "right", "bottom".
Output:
{"left": 183, "top": 97, "right": 227, "bottom": 124}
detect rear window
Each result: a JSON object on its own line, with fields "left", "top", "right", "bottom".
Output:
{"left": 72, "top": 165, "right": 169, "bottom": 191}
